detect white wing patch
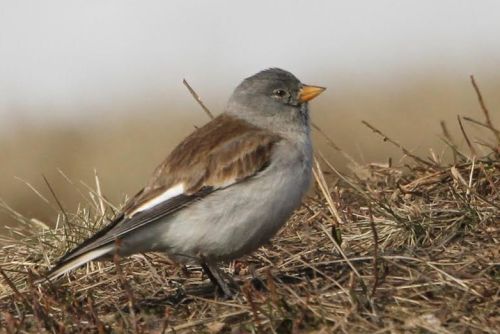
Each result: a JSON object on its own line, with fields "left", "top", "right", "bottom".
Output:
{"left": 130, "top": 183, "right": 185, "bottom": 216}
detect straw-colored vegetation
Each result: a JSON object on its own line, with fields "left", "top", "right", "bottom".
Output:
{"left": 0, "top": 78, "right": 498, "bottom": 333}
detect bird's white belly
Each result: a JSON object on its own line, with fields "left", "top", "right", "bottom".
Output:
{"left": 159, "top": 146, "right": 311, "bottom": 262}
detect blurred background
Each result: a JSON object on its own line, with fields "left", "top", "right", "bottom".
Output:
{"left": 1, "top": 0, "right": 499, "bottom": 226}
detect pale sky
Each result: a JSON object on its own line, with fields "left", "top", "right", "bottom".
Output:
{"left": 1, "top": 0, "right": 499, "bottom": 127}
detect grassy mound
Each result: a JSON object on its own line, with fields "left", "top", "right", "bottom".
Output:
{"left": 0, "top": 83, "right": 498, "bottom": 333}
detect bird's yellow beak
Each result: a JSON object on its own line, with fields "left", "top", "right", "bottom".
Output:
{"left": 298, "top": 85, "right": 326, "bottom": 103}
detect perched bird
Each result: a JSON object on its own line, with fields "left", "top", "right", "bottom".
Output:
{"left": 44, "top": 68, "right": 325, "bottom": 296}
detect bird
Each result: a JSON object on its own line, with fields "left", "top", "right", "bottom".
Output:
{"left": 43, "top": 68, "right": 325, "bottom": 297}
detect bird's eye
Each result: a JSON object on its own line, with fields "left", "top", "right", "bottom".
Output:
{"left": 272, "top": 89, "right": 288, "bottom": 98}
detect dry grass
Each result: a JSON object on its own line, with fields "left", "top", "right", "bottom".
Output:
{"left": 0, "top": 80, "right": 499, "bottom": 333}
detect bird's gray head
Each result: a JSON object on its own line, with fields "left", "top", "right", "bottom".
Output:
{"left": 226, "top": 68, "right": 325, "bottom": 133}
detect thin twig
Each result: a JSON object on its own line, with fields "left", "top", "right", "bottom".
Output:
{"left": 0, "top": 268, "right": 26, "bottom": 302}
{"left": 470, "top": 75, "right": 500, "bottom": 144}
{"left": 42, "top": 175, "right": 67, "bottom": 221}
{"left": 462, "top": 116, "right": 500, "bottom": 135}
{"left": 42, "top": 175, "right": 69, "bottom": 246}
{"left": 440, "top": 121, "right": 458, "bottom": 164}
{"left": 312, "top": 157, "right": 344, "bottom": 226}
{"left": 457, "top": 116, "right": 477, "bottom": 158}
{"left": 14, "top": 177, "right": 51, "bottom": 206}
{"left": 183, "top": 79, "right": 215, "bottom": 120}
{"left": 361, "top": 120, "right": 435, "bottom": 167}
{"left": 311, "top": 122, "right": 359, "bottom": 166}
{"left": 368, "top": 205, "right": 379, "bottom": 298}
{"left": 94, "top": 170, "right": 106, "bottom": 216}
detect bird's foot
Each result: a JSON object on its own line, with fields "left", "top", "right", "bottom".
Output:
{"left": 200, "top": 261, "right": 238, "bottom": 299}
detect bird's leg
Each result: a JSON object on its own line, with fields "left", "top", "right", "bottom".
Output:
{"left": 200, "top": 261, "right": 234, "bottom": 298}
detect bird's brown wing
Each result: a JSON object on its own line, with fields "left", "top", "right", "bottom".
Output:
{"left": 56, "top": 114, "right": 281, "bottom": 263}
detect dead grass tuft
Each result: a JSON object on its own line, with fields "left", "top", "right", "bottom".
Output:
{"left": 0, "top": 80, "right": 499, "bottom": 333}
